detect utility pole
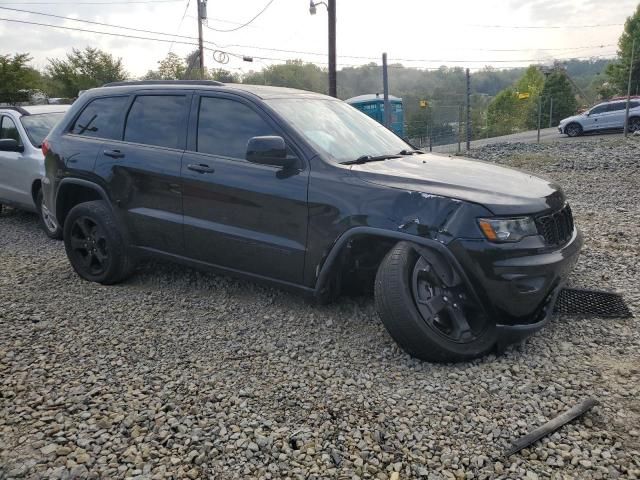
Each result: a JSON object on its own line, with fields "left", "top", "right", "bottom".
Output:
{"left": 549, "top": 97, "right": 554, "bottom": 128}
{"left": 197, "top": 0, "right": 206, "bottom": 78}
{"left": 465, "top": 68, "right": 471, "bottom": 150}
{"left": 328, "top": 0, "right": 337, "bottom": 97}
{"left": 537, "top": 94, "right": 542, "bottom": 143}
{"left": 382, "top": 53, "right": 391, "bottom": 128}
{"left": 458, "top": 104, "right": 463, "bottom": 153}
{"left": 624, "top": 37, "right": 636, "bottom": 138}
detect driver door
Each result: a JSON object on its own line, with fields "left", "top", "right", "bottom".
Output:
{"left": 181, "top": 94, "right": 309, "bottom": 284}
{"left": 582, "top": 104, "right": 608, "bottom": 132}
{"left": 0, "top": 115, "right": 30, "bottom": 207}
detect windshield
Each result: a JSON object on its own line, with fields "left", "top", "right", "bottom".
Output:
{"left": 20, "top": 113, "right": 65, "bottom": 147}
{"left": 266, "top": 98, "right": 410, "bottom": 163}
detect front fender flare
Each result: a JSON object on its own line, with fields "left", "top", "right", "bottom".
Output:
{"left": 313, "top": 226, "right": 484, "bottom": 310}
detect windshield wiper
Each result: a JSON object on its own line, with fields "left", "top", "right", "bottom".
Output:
{"left": 398, "top": 149, "right": 424, "bottom": 155}
{"left": 341, "top": 154, "right": 402, "bottom": 165}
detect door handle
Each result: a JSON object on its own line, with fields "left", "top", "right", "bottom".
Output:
{"left": 103, "top": 149, "right": 125, "bottom": 159}
{"left": 187, "top": 163, "right": 215, "bottom": 174}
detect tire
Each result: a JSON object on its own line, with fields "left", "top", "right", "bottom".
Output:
{"left": 565, "top": 123, "right": 582, "bottom": 137}
{"left": 63, "top": 200, "right": 135, "bottom": 284}
{"left": 374, "top": 242, "right": 497, "bottom": 362}
{"left": 36, "top": 189, "right": 62, "bottom": 239}
{"left": 629, "top": 117, "right": 640, "bottom": 133}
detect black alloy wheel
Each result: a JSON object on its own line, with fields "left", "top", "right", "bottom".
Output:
{"left": 68, "top": 216, "right": 111, "bottom": 277}
{"left": 411, "top": 256, "right": 487, "bottom": 344}
{"left": 629, "top": 117, "right": 640, "bottom": 133}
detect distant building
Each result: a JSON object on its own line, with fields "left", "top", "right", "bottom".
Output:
{"left": 346, "top": 93, "right": 404, "bottom": 137}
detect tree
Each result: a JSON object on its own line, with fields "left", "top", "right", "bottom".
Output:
{"left": 0, "top": 53, "right": 41, "bottom": 104}
{"left": 46, "top": 47, "right": 127, "bottom": 97}
{"left": 243, "top": 60, "right": 327, "bottom": 93}
{"left": 606, "top": 3, "right": 640, "bottom": 95}
{"left": 144, "top": 52, "right": 186, "bottom": 80}
{"left": 487, "top": 88, "right": 520, "bottom": 136}
{"left": 539, "top": 71, "right": 578, "bottom": 126}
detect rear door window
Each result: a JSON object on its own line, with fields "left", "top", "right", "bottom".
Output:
{"left": 70, "top": 96, "right": 129, "bottom": 140}
{"left": 607, "top": 102, "right": 626, "bottom": 112}
{"left": 124, "top": 95, "right": 189, "bottom": 149}
{"left": 196, "top": 96, "right": 276, "bottom": 159}
{"left": 0, "top": 116, "right": 23, "bottom": 145}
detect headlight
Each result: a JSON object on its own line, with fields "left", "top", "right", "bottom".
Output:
{"left": 478, "top": 217, "right": 538, "bottom": 242}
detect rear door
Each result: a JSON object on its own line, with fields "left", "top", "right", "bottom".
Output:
{"left": 0, "top": 114, "right": 30, "bottom": 205}
{"left": 96, "top": 91, "right": 190, "bottom": 255}
{"left": 181, "top": 93, "right": 309, "bottom": 284}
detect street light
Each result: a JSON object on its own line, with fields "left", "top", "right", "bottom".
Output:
{"left": 309, "top": 0, "right": 336, "bottom": 98}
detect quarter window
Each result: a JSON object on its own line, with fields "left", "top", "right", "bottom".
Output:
{"left": 0, "top": 116, "right": 22, "bottom": 145}
{"left": 197, "top": 97, "right": 276, "bottom": 159}
{"left": 70, "top": 96, "right": 129, "bottom": 140}
{"left": 124, "top": 95, "right": 188, "bottom": 149}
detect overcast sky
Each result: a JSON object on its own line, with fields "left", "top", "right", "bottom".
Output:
{"left": 0, "top": 0, "right": 636, "bottom": 77}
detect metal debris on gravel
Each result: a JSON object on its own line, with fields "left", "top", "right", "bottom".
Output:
{"left": 1, "top": 136, "right": 639, "bottom": 479}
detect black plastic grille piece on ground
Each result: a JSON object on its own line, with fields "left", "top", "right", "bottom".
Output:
{"left": 554, "top": 288, "right": 633, "bottom": 318}
{"left": 536, "top": 204, "right": 574, "bottom": 246}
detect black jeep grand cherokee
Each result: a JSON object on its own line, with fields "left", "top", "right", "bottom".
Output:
{"left": 42, "top": 80, "right": 582, "bottom": 362}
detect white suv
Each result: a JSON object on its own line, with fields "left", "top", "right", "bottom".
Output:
{"left": 0, "top": 105, "right": 69, "bottom": 238}
{"left": 558, "top": 99, "right": 640, "bottom": 137}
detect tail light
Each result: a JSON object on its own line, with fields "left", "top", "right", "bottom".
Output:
{"left": 41, "top": 139, "right": 50, "bottom": 157}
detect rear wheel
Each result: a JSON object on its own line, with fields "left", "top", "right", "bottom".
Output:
{"left": 36, "top": 189, "right": 62, "bottom": 239}
{"left": 565, "top": 123, "right": 583, "bottom": 137}
{"left": 629, "top": 117, "right": 640, "bottom": 133}
{"left": 374, "top": 242, "right": 496, "bottom": 362}
{"left": 63, "top": 201, "right": 135, "bottom": 284}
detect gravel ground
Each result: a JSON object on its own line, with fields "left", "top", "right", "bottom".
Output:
{"left": 1, "top": 137, "right": 639, "bottom": 480}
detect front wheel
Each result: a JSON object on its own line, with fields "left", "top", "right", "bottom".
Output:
{"left": 36, "top": 189, "right": 62, "bottom": 239}
{"left": 374, "top": 242, "right": 497, "bottom": 362}
{"left": 63, "top": 200, "right": 135, "bottom": 284}
{"left": 565, "top": 123, "right": 583, "bottom": 137}
{"left": 629, "top": 117, "right": 640, "bottom": 133}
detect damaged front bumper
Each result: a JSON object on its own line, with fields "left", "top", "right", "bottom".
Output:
{"left": 448, "top": 228, "right": 583, "bottom": 349}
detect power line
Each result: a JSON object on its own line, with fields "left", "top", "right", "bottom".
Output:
{"left": 204, "top": 0, "right": 276, "bottom": 32}
{"left": 0, "top": 6, "right": 618, "bottom": 62}
{"left": 0, "top": 0, "right": 181, "bottom": 4}
{"left": 466, "top": 22, "right": 623, "bottom": 29}
{"left": 0, "top": 16, "right": 617, "bottom": 71}
{"left": 168, "top": 0, "right": 190, "bottom": 54}
{"left": 0, "top": 6, "right": 196, "bottom": 38}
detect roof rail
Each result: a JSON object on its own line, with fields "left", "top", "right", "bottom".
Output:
{"left": 0, "top": 105, "right": 30, "bottom": 115}
{"left": 103, "top": 80, "right": 224, "bottom": 87}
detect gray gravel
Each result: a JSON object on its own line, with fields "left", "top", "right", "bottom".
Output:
{"left": 1, "top": 137, "right": 639, "bottom": 479}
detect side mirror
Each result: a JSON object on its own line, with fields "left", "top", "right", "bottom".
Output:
{"left": 246, "top": 136, "right": 294, "bottom": 168}
{"left": 0, "top": 138, "right": 24, "bottom": 153}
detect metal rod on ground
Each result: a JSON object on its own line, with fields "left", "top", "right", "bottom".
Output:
{"left": 382, "top": 53, "right": 391, "bottom": 129}
{"left": 465, "top": 68, "right": 471, "bottom": 150}
{"left": 197, "top": 0, "right": 205, "bottom": 78}
{"left": 549, "top": 97, "right": 554, "bottom": 128}
{"left": 328, "top": 0, "right": 337, "bottom": 98}
{"left": 624, "top": 37, "right": 636, "bottom": 138}
{"left": 537, "top": 94, "right": 542, "bottom": 143}
{"left": 458, "top": 104, "right": 462, "bottom": 153}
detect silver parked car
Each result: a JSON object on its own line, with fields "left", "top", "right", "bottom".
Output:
{"left": 558, "top": 99, "right": 640, "bottom": 137}
{"left": 0, "top": 104, "right": 69, "bottom": 238}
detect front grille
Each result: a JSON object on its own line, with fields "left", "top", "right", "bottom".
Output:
{"left": 535, "top": 204, "right": 574, "bottom": 245}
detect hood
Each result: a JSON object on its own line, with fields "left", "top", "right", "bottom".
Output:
{"left": 559, "top": 113, "right": 585, "bottom": 125}
{"left": 350, "top": 154, "right": 565, "bottom": 215}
